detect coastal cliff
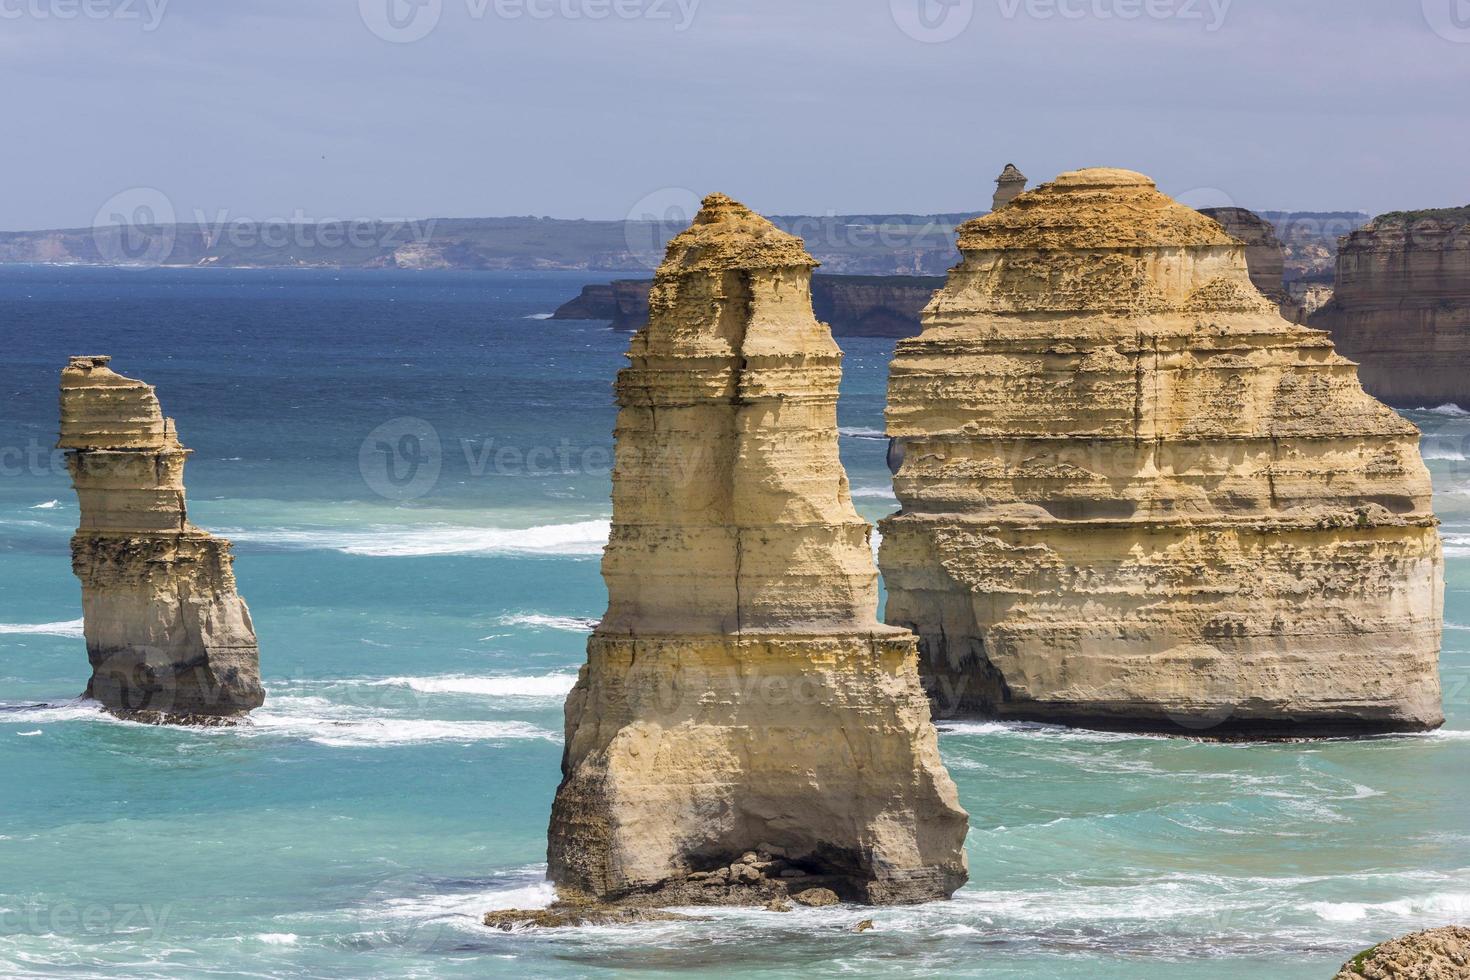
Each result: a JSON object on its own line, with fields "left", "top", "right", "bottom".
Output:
{"left": 59, "top": 356, "right": 263, "bottom": 723}
{"left": 554, "top": 274, "right": 944, "bottom": 337}
{"left": 1198, "top": 206, "right": 1287, "bottom": 308}
{"left": 1308, "top": 207, "right": 1470, "bottom": 408}
{"left": 880, "top": 168, "right": 1443, "bottom": 737}
{"left": 543, "top": 194, "right": 968, "bottom": 908}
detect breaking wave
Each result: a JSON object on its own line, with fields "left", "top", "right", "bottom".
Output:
{"left": 849, "top": 486, "right": 897, "bottom": 500}
{"left": 495, "top": 613, "right": 599, "bottom": 632}
{"left": 0, "top": 619, "right": 84, "bottom": 639}
{"left": 1418, "top": 403, "right": 1470, "bottom": 417}
{"left": 838, "top": 426, "right": 888, "bottom": 440}
{"left": 368, "top": 673, "right": 578, "bottom": 699}
{"left": 225, "top": 520, "right": 610, "bottom": 558}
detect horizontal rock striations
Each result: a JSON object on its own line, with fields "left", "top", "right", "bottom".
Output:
{"left": 880, "top": 168, "right": 1444, "bottom": 737}
{"left": 1197, "top": 206, "right": 1288, "bottom": 309}
{"left": 59, "top": 356, "right": 263, "bottom": 723}
{"left": 1309, "top": 207, "right": 1470, "bottom": 408}
{"left": 545, "top": 194, "right": 968, "bottom": 907}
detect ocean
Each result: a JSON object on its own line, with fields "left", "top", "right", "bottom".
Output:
{"left": 1, "top": 265, "right": 1467, "bottom": 979}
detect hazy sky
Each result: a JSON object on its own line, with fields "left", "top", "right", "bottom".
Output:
{"left": 3, "top": 0, "right": 1467, "bottom": 230}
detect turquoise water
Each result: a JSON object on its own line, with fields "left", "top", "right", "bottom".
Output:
{"left": 1, "top": 266, "right": 1467, "bottom": 978}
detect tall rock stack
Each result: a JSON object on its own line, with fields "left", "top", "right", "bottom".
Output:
{"left": 60, "top": 356, "right": 263, "bottom": 724}
{"left": 547, "top": 194, "right": 968, "bottom": 907}
{"left": 881, "top": 168, "right": 1443, "bottom": 737}
{"left": 1309, "top": 207, "right": 1470, "bottom": 408}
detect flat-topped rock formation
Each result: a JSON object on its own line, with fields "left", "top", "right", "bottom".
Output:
{"left": 1309, "top": 207, "right": 1470, "bottom": 408}
{"left": 1198, "top": 206, "right": 1288, "bottom": 309}
{"left": 59, "top": 356, "right": 263, "bottom": 724}
{"left": 544, "top": 194, "right": 968, "bottom": 907}
{"left": 880, "top": 168, "right": 1443, "bottom": 737}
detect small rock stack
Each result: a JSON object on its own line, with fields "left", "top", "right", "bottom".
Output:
{"left": 59, "top": 356, "right": 263, "bottom": 724}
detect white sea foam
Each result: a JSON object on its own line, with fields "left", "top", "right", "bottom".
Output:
{"left": 226, "top": 520, "right": 610, "bottom": 558}
{"left": 1308, "top": 891, "right": 1470, "bottom": 923}
{"left": 495, "top": 613, "right": 599, "bottom": 632}
{"left": 937, "top": 720, "right": 1154, "bottom": 743}
{"left": 524, "top": 313, "right": 555, "bottom": 320}
{"left": 1422, "top": 443, "right": 1468, "bottom": 461}
{"left": 838, "top": 426, "right": 888, "bottom": 440}
{"left": 246, "top": 706, "right": 558, "bottom": 748}
{"left": 849, "top": 486, "right": 897, "bottom": 500}
{"left": 29, "top": 500, "right": 60, "bottom": 510}
{"left": 382, "top": 878, "right": 557, "bottom": 921}
{"left": 370, "top": 674, "right": 578, "bottom": 699}
{"left": 1443, "top": 534, "right": 1470, "bottom": 559}
{"left": 0, "top": 700, "right": 121, "bottom": 726}
{"left": 0, "top": 619, "right": 84, "bottom": 638}
{"left": 255, "top": 933, "right": 298, "bottom": 945}
{"left": 15, "top": 730, "right": 42, "bottom": 737}
{"left": 1418, "top": 403, "right": 1470, "bottom": 417}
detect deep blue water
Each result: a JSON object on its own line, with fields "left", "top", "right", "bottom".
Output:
{"left": 1, "top": 266, "right": 1467, "bottom": 978}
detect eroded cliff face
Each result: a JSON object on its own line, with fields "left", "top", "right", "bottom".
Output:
{"left": 881, "top": 168, "right": 1443, "bottom": 737}
{"left": 1309, "top": 208, "right": 1470, "bottom": 408}
{"left": 1197, "top": 206, "right": 1287, "bottom": 308}
{"left": 60, "top": 356, "right": 263, "bottom": 723}
{"left": 546, "top": 194, "right": 968, "bottom": 907}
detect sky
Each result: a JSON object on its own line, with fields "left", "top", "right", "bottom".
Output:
{"left": 2, "top": 0, "right": 1467, "bottom": 230}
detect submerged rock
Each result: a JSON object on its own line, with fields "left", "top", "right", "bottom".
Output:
{"left": 545, "top": 193, "right": 969, "bottom": 907}
{"left": 881, "top": 168, "right": 1444, "bottom": 737}
{"left": 1333, "top": 926, "right": 1470, "bottom": 979}
{"left": 59, "top": 356, "right": 263, "bottom": 723}
{"left": 482, "top": 904, "right": 702, "bottom": 931}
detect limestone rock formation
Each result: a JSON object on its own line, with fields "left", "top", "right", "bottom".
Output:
{"left": 1198, "top": 206, "right": 1288, "bottom": 308}
{"left": 545, "top": 194, "right": 968, "bottom": 907}
{"left": 1309, "top": 207, "right": 1470, "bottom": 408}
{"left": 59, "top": 356, "right": 263, "bottom": 723}
{"left": 992, "top": 164, "right": 1027, "bottom": 211}
{"left": 1333, "top": 927, "right": 1470, "bottom": 979}
{"left": 880, "top": 168, "right": 1443, "bottom": 737}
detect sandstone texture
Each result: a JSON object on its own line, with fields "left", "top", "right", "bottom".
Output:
{"left": 59, "top": 356, "right": 263, "bottom": 723}
{"left": 1309, "top": 207, "right": 1470, "bottom": 408}
{"left": 880, "top": 168, "right": 1443, "bottom": 737}
{"left": 1198, "top": 206, "right": 1288, "bottom": 308}
{"left": 544, "top": 194, "right": 968, "bottom": 907}
{"left": 1333, "top": 927, "right": 1470, "bottom": 980}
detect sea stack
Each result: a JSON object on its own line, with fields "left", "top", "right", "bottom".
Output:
{"left": 1309, "top": 207, "right": 1470, "bottom": 408}
{"left": 992, "top": 164, "right": 1027, "bottom": 211}
{"left": 880, "top": 168, "right": 1443, "bottom": 737}
{"left": 59, "top": 356, "right": 263, "bottom": 724}
{"left": 546, "top": 194, "right": 968, "bottom": 906}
